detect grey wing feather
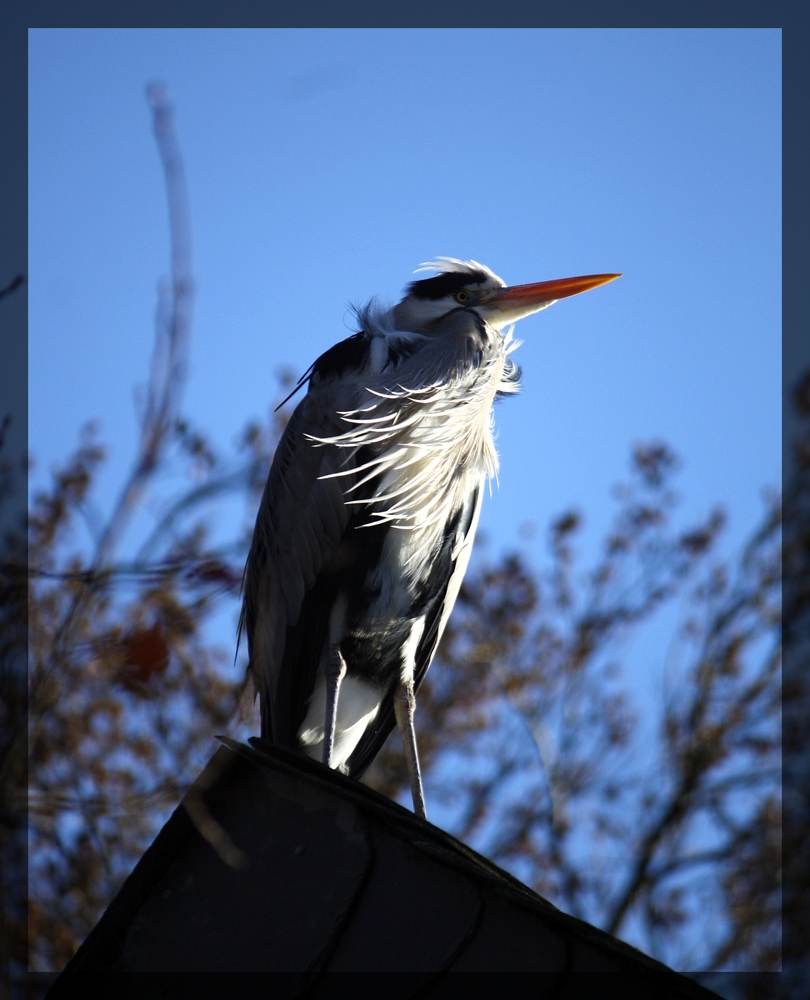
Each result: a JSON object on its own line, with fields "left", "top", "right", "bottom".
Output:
{"left": 240, "top": 392, "right": 350, "bottom": 745}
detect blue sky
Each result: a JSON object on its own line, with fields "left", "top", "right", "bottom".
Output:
{"left": 29, "top": 28, "right": 781, "bottom": 677}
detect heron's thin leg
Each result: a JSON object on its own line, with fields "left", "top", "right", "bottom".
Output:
{"left": 323, "top": 645, "right": 347, "bottom": 768}
{"left": 394, "top": 678, "right": 427, "bottom": 820}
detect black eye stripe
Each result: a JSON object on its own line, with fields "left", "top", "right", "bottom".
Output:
{"left": 406, "top": 270, "right": 489, "bottom": 301}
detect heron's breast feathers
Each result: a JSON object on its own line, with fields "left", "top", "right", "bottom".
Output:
{"left": 304, "top": 340, "right": 511, "bottom": 540}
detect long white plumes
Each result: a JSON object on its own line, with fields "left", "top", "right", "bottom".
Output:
{"left": 414, "top": 257, "right": 506, "bottom": 287}
{"left": 304, "top": 332, "right": 520, "bottom": 547}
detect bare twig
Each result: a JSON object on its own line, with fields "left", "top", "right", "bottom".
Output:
{"left": 93, "top": 82, "right": 194, "bottom": 569}
{"left": 43, "top": 85, "right": 195, "bottom": 683}
{"left": 0, "top": 274, "right": 24, "bottom": 302}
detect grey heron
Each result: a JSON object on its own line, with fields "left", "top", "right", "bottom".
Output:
{"left": 240, "top": 259, "right": 619, "bottom": 819}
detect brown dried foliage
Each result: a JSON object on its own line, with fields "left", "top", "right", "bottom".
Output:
{"left": 365, "top": 443, "right": 781, "bottom": 974}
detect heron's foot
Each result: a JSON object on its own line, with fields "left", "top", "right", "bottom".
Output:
{"left": 394, "top": 678, "right": 427, "bottom": 820}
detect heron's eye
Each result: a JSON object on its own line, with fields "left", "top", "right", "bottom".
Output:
{"left": 455, "top": 290, "right": 470, "bottom": 303}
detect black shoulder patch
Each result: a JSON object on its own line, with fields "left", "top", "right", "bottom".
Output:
{"left": 407, "top": 269, "right": 490, "bottom": 301}
{"left": 311, "top": 332, "right": 371, "bottom": 382}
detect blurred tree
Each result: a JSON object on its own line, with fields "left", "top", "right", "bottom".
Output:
{"left": 1, "top": 411, "right": 29, "bottom": 997}
{"left": 366, "top": 444, "right": 781, "bottom": 975}
{"left": 4, "top": 87, "right": 785, "bottom": 990}
{"left": 781, "top": 371, "right": 810, "bottom": 999}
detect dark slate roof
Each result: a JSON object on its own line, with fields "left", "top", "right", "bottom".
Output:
{"left": 47, "top": 740, "right": 722, "bottom": 995}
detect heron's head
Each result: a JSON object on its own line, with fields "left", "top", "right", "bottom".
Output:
{"left": 392, "top": 258, "right": 620, "bottom": 334}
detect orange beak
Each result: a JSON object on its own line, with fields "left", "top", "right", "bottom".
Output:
{"left": 481, "top": 272, "right": 621, "bottom": 326}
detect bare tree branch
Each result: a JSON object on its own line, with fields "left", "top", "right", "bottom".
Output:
{"left": 93, "top": 83, "right": 194, "bottom": 569}
{"left": 0, "top": 274, "right": 24, "bottom": 302}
